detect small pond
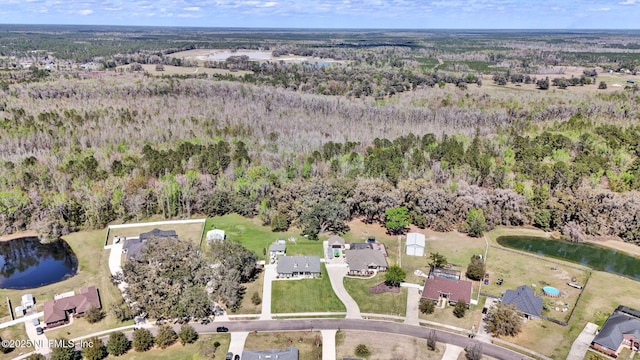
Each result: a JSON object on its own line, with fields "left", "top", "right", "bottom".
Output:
{"left": 497, "top": 236, "right": 640, "bottom": 280}
{"left": 0, "top": 236, "right": 78, "bottom": 289}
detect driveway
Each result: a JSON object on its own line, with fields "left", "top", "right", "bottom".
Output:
{"left": 24, "top": 316, "right": 49, "bottom": 353}
{"left": 228, "top": 331, "right": 249, "bottom": 359}
{"left": 442, "top": 344, "right": 463, "bottom": 360}
{"left": 404, "top": 287, "right": 420, "bottom": 326}
{"left": 325, "top": 264, "right": 361, "bottom": 319}
{"left": 321, "top": 329, "right": 336, "bottom": 360}
{"left": 260, "top": 264, "right": 276, "bottom": 320}
{"left": 567, "top": 322, "right": 598, "bottom": 360}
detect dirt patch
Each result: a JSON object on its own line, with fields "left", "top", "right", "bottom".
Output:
{"left": 0, "top": 230, "right": 38, "bottom": 242}
{"left": 336, "top": 330, "right": 444, "bottom": 360}
{"left": 369, "top": 282, "right": 400, "bottom": 294}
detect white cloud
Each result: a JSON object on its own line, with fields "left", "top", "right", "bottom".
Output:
{"left": 105, "top": 7, "right": 123, "bottom": 11}
{"left": 78, "top": 9, "right": 93, "bottom": 15}
{"left": 588, "top": 7, "right": 610, "bottom": 11}
{"left": 619, "top": 0, "right": 638, "bottom": 4}
{"left": 184, "top": 6, "right": 201, "bottom": 11}
{"left": 259, "top": 1, "right": 277, "bottom": 7}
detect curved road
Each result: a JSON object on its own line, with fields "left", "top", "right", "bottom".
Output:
{"left": 188, "top": 319, "right": 531, "bottom": 360}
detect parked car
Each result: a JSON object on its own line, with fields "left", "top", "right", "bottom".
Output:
{"left": 225, "top": 352, "right": 233, "bottom": 360}
{"left": 36, "top": 327, "right": 43, "bottom": 335}
{"left": 216, "top": 326, "right": 229, "bottom": 333}
{"left": 32, "top": 318, "right": 40, "bottom": 326}
{"left": 234, "top": 355, "right": 240, "bottom": 360}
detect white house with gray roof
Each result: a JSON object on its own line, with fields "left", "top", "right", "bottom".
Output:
{"left": 242, "top": 347, "right": 298, "bottom": 360}
{"left": 345, "top": 249, "right": 388, "bottom": 275}
{"left": 276, "top": 256, "right": 321, "bottom": 278}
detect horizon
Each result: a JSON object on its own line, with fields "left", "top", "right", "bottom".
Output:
{"left": 0, "top": 0, "right": 639, "bottom": 29}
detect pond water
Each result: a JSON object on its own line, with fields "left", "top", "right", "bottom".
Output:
{"left": 497, "top": 236, "right": 640, "bottom": 280}
{"left": 0, "top": 237, "right": 78, "bottom": 289}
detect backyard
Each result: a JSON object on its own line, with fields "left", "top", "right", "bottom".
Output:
{"left": 271, "top": 265, "right": 345, "bottom": 314}
{"left": 105, "top": 219, "right": 206, "bottom": 246}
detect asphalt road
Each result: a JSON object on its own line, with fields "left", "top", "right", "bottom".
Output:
{"left": 187, "top": 319, "right": 532, "bottom": 360}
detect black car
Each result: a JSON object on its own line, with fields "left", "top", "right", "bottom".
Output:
{"left": 234, "top": 355, "right": 240, "bottom": 360}
{"left": 225, "top": 352, "right": 233, "bottom": 360}
{"left": 217, "top": 326, "right": 229, "bottom": 332}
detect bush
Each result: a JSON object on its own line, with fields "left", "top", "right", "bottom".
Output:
{"left": 155, "top": 325, "right": 178, "bottom": 349}
{"left": 465, "top": 342, "right": 483, "bottom": 360}
{"left": 354, "top": 344, "right": 371, "bottom": 357}
{"left": 107, "top": 331, "right": 131, "bottom": 356}
{"left": 251, "top": 291, "right": 262, "bottom": 305}
{"left": 598, "top": 81, "right": 607, "bottom": 89}
{"left": 26, "top": 354, "right": 46, "bottom": 360}
{"left": 465, "top": 255, "right": 485, "bottom": 281}
{"left": 82, "top": 336, "right": 107, "bottom": 360}
{"left": 178, "top": 324, "right": 199, "bottom": 345}
{"left": 427, "top": 330, "right": 437, "bottom": 350}
{"left": 132, "top": 328, "right": 154, "bottom": 352}
{"left": 419, "top": 299, "right": 435, "bottom": 314}
{"left": 486, "top": 303, "right": 523, "bottom": 337}
{"left": 85, "top": 306, "right": 105, "bottom": 324}
{"left": 453, "top": 300, "right": 467, "bottom": 318}
{"left": 50, "top": 338, "right": 77, "bottom": 360}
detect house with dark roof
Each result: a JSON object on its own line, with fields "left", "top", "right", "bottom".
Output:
{"left": 43, "top": 286, "right": 101, "bottom": 328}
{"left": 422, "top": 277, "right": 472, "bottom": 306}
{"left": 242, "top": 347, "right": 299, "bottom": 360}
{"left": 276, "top": 256, "right": 321, "bottom": 278}
{"left": 122, "top": 228, "right": 177, "bottom": 261}
{"left": 347, "top": 243, "right": 373, "bottom": 250}
{"left": 501, "top": 285, "right": 543, "bottom": 319}
{"left": 591, "top": 306, "right": 640, "bottom": 357}
{"left": 345, "top": 249, "right": 388, "bottom": 275}
{"left": 268, "top": 243, "right": 286, "bottom": 264}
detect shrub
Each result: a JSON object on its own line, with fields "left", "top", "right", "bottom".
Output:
{"left": 419, "top": 299, "right": 435, "bottom": 314}
{"left": 453, "top": 300, "right": 467, "bottom": 318}
{"left": 132, "top": 328, "right": 154, "bottom": 352}
{"left": 354, "top": 344, "right": 371, "bottom": 357}
{"left": 155, "top": 325, "right": 178, "bottom": 349}
{"left": 107, "top": 331, "right": 131, "bottom": 356}
{"left": 251, "top": 291, "right": 262, "bottom": 305}
{"left": 178, "top": 324, "right": 199, "bottom": 345}
{"left": 85, "top": 306, "right": 105, "bottom": 324}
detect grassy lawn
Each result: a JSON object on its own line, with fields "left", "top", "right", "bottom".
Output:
{"left": 0, "top": 324, "right": 33, "bottom": 360}
{"left": 235, "top": 269, "right": 264, "bottom": 314}
{"left": 271, "top": 265, "right": 345, "bottom": 313}
{"left": 419, "top": 296, "right": 484, "bottom": 332}
{"left": 244, "top": 331, "right": 322, "bottom": 360}
{"left": 336, "top": 330, "right": 444, "bottom": 360}
{"left": 3, "top": 229, "right": 129, "bottom": 341}
{"left": 106, "top": 220, "right": 205, "bottom": 246}
{"left": 206, "top": 214, "right": 324, "bottom": 259}
{"left": 343, "top": 274, "right": 407, "bottom": 316}
{"left": 107, "top": 333, "right": 230, "bottom": 360}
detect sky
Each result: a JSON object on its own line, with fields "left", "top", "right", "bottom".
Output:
{"left": 0, "top": 0, "right": 639, "bottom": 29}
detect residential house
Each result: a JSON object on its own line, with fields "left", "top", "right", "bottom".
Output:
{"left": 328, "top": 235, "right": 346, "bottom": 249}
{"left": 422, "top": 277, "right": 472, "bottom": 306}
{"left": 122, "top": 228, "right": 177, "bottom": 261}
{"left": 406, "top": 233, "right": 426, "bottom": 256}
{"left": 501, "top": 285, "right": 543, "bottom": 319}
{"left": 276, "top": 256, "right": 321, "bottom": 278}
{"left": 243, "top": 347, "right": 299, "bottom": 360}
{"left": 43, "top": 286, "right": 101, "bottom": 328}
{"left": 345, "top": 249, "right": 388, "bottom": 275}
{"left": 591, "top": 306, "right": 640, "bottom": 357}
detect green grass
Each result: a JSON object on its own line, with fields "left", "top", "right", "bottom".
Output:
{"left": 419, "top": 297, "right": 483, "bottom": 332}
{"left": 106, "top": 221, "right": 205, "bottom": 246}
{"left": 108, "top": 334, "right": 230, "bottom": 359}
{"left": 343, "top": 274, "right": 407, "bottom": 316}
{"left": 235, "top": 269, "right": 264, "bottom": 314}
{"left": 205, "top": 214, "right": 324, "bottom": 259}
{"left": 244, "top": 331, "right": 322, "bottom": 360}
{"left": 0, "top": 324, "right": 33, "bottom": 360}
{"left": 271, "top": 265, "right": 345, "bottom": 313}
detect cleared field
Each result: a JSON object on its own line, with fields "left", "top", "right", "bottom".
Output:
{"left": 343, "top": 274, "right": 407, "bottom": 316}
{"left": 336, "top": 330, "right": 445, "bottom": 360}
{"left": 236, "top": 269, "right": 264, "bottom": 314}
{"left": 244, "top": 331, "right": 322, "bottom": 360}
{"left": 206, "top": 214, "right": 324, "bottom": 258}
{"left": 271, "top": 265, "right": 345, "bottom": 314}
{"left": 109, "top": 333, "right": 230, "bottom": 360}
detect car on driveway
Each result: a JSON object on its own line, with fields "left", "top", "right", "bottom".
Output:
{"left": 216, "top": 326, "right": 229, "bottom": 332}
{"left": 234, "top": 355, "right": 240, "bottom": 360}
{"left": 225, "top": 352, "right": 233, "bottom": 360}
{"left": 36, "top": 327, "right": 43, "bottom": 335}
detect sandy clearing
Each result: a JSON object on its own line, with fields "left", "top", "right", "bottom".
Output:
{"left": 0, "top": 230, "right": 38, "bottom": 242}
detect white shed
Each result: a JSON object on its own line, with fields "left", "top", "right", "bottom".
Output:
{"left": 405, "top": 233, "right": 426, "bottom": 256}
{"left": 206, "top": 229, "right": 225, "bottom": 242}
{"left": 21, "top": 294, "right": 34, "bottom": 309}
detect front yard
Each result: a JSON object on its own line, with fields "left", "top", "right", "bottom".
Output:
{"left": 271, "top": 265, "right": 345, "bottom": 314}
{"left": 343, "top": 273, "right": 407, "bottom": 316}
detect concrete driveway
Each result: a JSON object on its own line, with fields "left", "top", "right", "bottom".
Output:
{"left": 24, "top": 317, "right": 49, "bottom": 353}
{"left": 321, "top": 329, "right": 336, "bottom": 360}
{"left": 567, "top": 322, "right": 598, "bottom": 360}
{"left": 404, "top": 287, "right": 420, "bottom": 325}
{"left": 442, "top": 344, "right": 463, "bottom": 360}
{"left": 325, "top": 264, "right": 361, "bottom": 319}
{"left": 228, "top": 331, "right": 249, "bottom": 359}
{"left": 260, "top": 264, "right": 276, "bottom": 320}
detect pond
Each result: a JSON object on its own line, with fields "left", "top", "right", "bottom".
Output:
{"left": 0, "top": 237, "right": 78, "bottom": 289}
{"left": 497, "top": 236, "right": 640, "bottom": 280}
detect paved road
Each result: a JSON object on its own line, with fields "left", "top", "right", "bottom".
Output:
{"left": 325, "top": 264, "right": 361, "bottom": 319}
{"left": 188, "top": 319, "right": 532, "bottom": 360}
{"left": 567, "top": 322, "right": 598, "bottom": 360}
{"left": 404, "top": 287, "right": 420, "bottom": 326}
{"left": 260, "top": 264, "right": 276, "bottom": 320}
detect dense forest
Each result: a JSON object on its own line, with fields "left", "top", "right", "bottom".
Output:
{"left": 1, "top": 28, "right": 640, "bottom": 244}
